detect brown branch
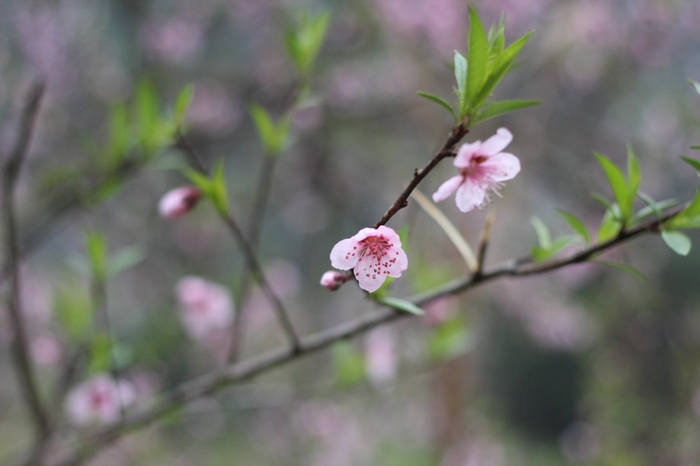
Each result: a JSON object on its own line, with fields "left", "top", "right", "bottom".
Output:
{"left": 175, "top": 133, "right": 302, "bottom": 352}
{"left": 373, "top": 124, "right": 468, "bottom": 228}
{"left": 47, "top": 204, "right": 683, "bottom": 466}
{"left": 1, "top": 81, "right": 50, "bottom": 441}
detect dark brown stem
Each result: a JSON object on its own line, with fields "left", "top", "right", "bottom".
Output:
{"left": 373, "top": 124, "right": 468, "bottom": 228}
{"left": 1, "top": 81, "right": 50, "bottom": 441}
{"left": 473, "top": 210, "right": 496, "bottom": 277}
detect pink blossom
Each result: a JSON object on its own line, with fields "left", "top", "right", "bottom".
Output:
{"left": 65, "top": 374, "right": 136, "bottom": 426}
{"left": 330, "top": 226, "right": 408, "bottom": 293}
{"left": 158, "top": 186, "right": 202, "bottom": 219}
{"left": 432, "top": 128, "right": 520, "bottom": 212}
{"left": 365, "top": 327, "right": 397, "bottom": 386}
{"left": 175, "top": 276, "right": 234, "bottom": 339}
{"left": 320, "top": 271, "right": 350, "bottom": 291}
{"left": 30, "top": 335, "right": 62, "bottom": 367}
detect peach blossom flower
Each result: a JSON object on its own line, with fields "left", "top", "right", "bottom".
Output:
{"left": 175, "top": 276, "right": 234, "bottom": 339}
{"left": 65, "top": 374, "right": 136, "bottom": 426}
{"left": 320, "top": 271, "right": 350, "bottom": 291}
{"left": 158, "top": 186, "right": 202, "bottom": 219}
{"left": 330, "top": 226, "right": 408, "bottom": 293}
{"left": 432, "top": 128, "right": 520, "bottom": 212}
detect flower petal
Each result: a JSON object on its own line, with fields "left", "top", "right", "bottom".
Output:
{"left": 454, "top": 176, "right": 486, "bottom": 212}
{"left": 432, "top": 175, "right": 464, "bottom": 203}
{"left": 480, "top": 127, "right": 512, "bottom": 156}
{"left": 386, "top": 246, "right": 408, "bottom": 277}
{"left": 481, "top": 152, "right": 520, "bottom": 182}
{"left": 453, "top": 141, "right": 481, "bottom": 167}
{"left": 376, "top": 225, "right": 401, "bottom": 245}
{"left": 330, "top": 237, "right": 360, "bottom": 270}
{"left": 354, "top": 254, "right": 388, "bottom": 292}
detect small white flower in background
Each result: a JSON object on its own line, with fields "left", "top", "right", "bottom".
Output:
{"left": 65, "top": 374, "right": 136, "bottom": 426}
{"left": 158, "top": 186, "right": 202, "bottom": 219}
{"left": 176, "top": 276, "right": 234, "bottom": 339}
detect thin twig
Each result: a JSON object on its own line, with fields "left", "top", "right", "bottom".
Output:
{"left": 474, "top": 209, "right": 496, "bottom": 277}
{"left": 1, "top": 81, "right": 50, "bottom": 441}
{"left": 175, "top": 133, "right": 302, "bottom": 352}
{"left": 373, "top": 124, "right": 468, "bottom": 228}
{"left": 47, "top": 205, "right": 684, "bottom": 466}
{"left": 229, "top": 154, "right": 278, "bottom": 362}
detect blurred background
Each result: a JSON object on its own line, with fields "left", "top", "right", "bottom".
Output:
{"left": 2, "top": 0, "right": 700, "bottom": 464}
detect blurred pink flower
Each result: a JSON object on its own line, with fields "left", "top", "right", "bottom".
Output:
{"left": 176, "top": 276, "right": 234, "bottom": 339}
{"left": 320, "top": 271, "right": 349, "bottom": 291}
{"left": 140, "top": 18, "right": 204, "bottom": 63}
{"left": 330, "top": 226, "right": 408, "bottom": 293}
{"left": 65, "top": 374, "right": 136, "bottom": 426}
{"left": 432, "top": 128, "right": 520, "bottom": 212}
{"left": 365, "top": 327, "right": 397, "bottom": 386}
{"left": 158, "top": 186, "right": 202, "bottom": 219}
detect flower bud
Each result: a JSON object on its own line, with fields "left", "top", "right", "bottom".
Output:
{"left": 320, "top": 271, "right": 349, "bottom": 291}
{"left": 158, "top": 186, "right": 202, "bottom": 219}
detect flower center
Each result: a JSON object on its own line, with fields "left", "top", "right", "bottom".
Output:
{"left": 354, "top": 235, "right": 400, "bottom": 281}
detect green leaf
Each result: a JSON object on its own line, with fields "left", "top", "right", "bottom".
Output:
{"left": 630, "top": 193, "right": 676, "bottom": 225}
{"left": 532, "top": 235, "right": 578, "bottom": 262}
{"left": 416, "top": 91, "right": 457, "bottom": 121}
{"left": 466, "top": 6, "right": 489, "bottom": 110}
{"left": 681, "top": 156, "right": 700, "bottom": 177}
{"left": 182, "top": 167, "right": 212, "bottom": 195}
{"left": 591, "top": 192, "right": 614, "bottom": 212}
{"left": 595, "top": 259, "right": 647, "bottom": 282}
{"left": 105, "top": 104, "right": 129, "bottom": 166}
{"left": 594, "top": 152, "right": 631, "bottom": 220}
{"left": 470, "top": 31, "right": 533, "bottom": 113}
{"left": 690, "top": 79, "right": 700, "bottom": 95}
{"left": 691, "top": 146, "right": 700, "bottom": 150}
{"left": 135, "top": 79, "right": 160, "bottom": 152}
{"left": 661, "top": 230, "right": 692, "bottom": 256}
{"left": 55, "top": 284, "right": 93, "bottom": 342}
{"left": 173, "top": 84, "right": 194, "bottom": 129}
{"left": 378, "top": 296, "right": 425, "bottom": 316}
{"left": 332, "top": 341, "right": 365, "bottom": 387}
{"left": 108, "top": 246, "right": 145, "bottom": 278}
{"left": 453, "top": 51, "right": 468, "bottom": 117}
{"left": 249, "top": 103, "right": 290, "bottom": 157}
{"left": 471, "top": 99, "right": 539, "bottom": 125}
{"left": 285, "top": 11, "right": 330, "bottom": 75}
{"left": 530, "top": 216, "right": 551, "bottom": 249}
{"left": 597, "top": 207, "right": 622, "bottom": 243}
{"left": 557, "top": 209, "right": 590, "bottom": 245}
{"left": 666, "top": 188, "right": 700, "bottom": 229}
{"left": 210, "top": 158, "right": 229, "bottom": 215}
{"left": 626, "top": 145, "right": 640, "bottom": 214}
{"left": 85, "top": 231, "right": 107, "bottom": 283}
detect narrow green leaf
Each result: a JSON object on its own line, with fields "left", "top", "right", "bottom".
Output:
{"left": 417, "top": 91, "right": 457, "bottom": 121}
{"left": 135, "top": 79, "right": 159, "bottom": 151}
{"left": 378, "top": 296, "right": 425, "bottom": 316}
{"left": 211, "top": 158, "right": 229, "bottom": 215}
{"left": 557, "top": 209, "right": 590, "bottom": 245}
{"left": 249, "top": 103, "right": 289, "bottom": 156}
{"left": 454, "top": 51, "right": 468, "bottom": 116}
{"left": 466, "top": 6, "right": 489, "bottom": 110}
{"left": 85, "top": 231, "right": 107, "bottom": 283}
{"left": 681, "top": 156, "right": 700, "bottom": 177}
{"left": 471, "top": 99, "right": 539, "bottom": 125}
{"left": 530, "top": 216, "right": 551, "bottom": 249}
{"left": 594, "top": 152, "right": 630, "bottom": 219}
{"left": 106, "top": 104, "right": 129, "bottom": 165}
{"left": 532, "top": 235, "right": 578, "bottom": 262}
{"left": 630, "top": 196, "right": 676, "bottom": 225}
{"left": 173, "top": 84, "right": 194, "bottom": 129}
{"left": 690, "top": 79, "right": 700, "bottom": 95}
{"left": 108, "top": 246, "right": 145, "bottom": 278}
{"left": 285, "top": 11, "right": 330, "bottom": 75}
{"left": 332, "top": 341, "right": 365, "bottom": 387}
{"left": 88, "top": 333, "right": 111, "bottom": 374}
{"left": 55, "top": 284, "right": 93, "bottom": 342}
{"left": 591, "top": 192, "right": 613, "bottom": 211}
{"left": 666, "top": 188, "right": 700, "bottom": 229}
{"left": 661, "top": 230, "right": 692, "bottom": 256}
{"left": 626, "top": 145, "right": 640, "bottom": 213}
{"left": 595, "top": 259, "right": 647, "bottom": 282}
{"left": 597, "top": 208, "right": 622, "bottom": 243}
{"left": 691, "top": 146, "right": 700, "bottom": 150}
{"left": 470, "top": 31, "right": 533, "bottom": 113}
{"left": 182, "top": 167, "right": 212, "bottom": 195}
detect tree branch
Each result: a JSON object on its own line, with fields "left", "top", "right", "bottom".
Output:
{"left": 49, "top": 204, "right": 683, "bottom": 466}
{"left": 1, "top": 81, "right": 50, "bottom": 441}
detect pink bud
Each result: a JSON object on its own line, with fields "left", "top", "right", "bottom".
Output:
{"left": 158, "top": 186, "right": 202, "bottom": 219}
{"left": 320, "top": 271, "right": 349, "bottom": 291}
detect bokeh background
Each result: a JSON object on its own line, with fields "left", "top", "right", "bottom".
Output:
{"left": 3, "top": 0, "right": 700, "bottom": 464}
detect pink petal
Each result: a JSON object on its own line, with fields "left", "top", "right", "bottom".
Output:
{"left": 480, "top": 127, "right": 512, "bottom": 156}
{"left": 453, "top": 141, "right": 481, "bottom": 167}
{"left": 386, "top": 246, "right": 408, "bottom": 277}
{"left": 330, "top": 238, "right": 360, "bottom": 270}
{"left": 454, "top": 176, "right": 486, "bottom": 212}
{"left": 375, "top": 225, "right": 401, "bottom": 245}
{"left": 481, "top": 152, "right": 520, "bottom": 182}
{"left": 432, "top": 175, "right": 463, "bottom": 203}
{"left": 354, "top": 255, "right": 388, "bottom": 293}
